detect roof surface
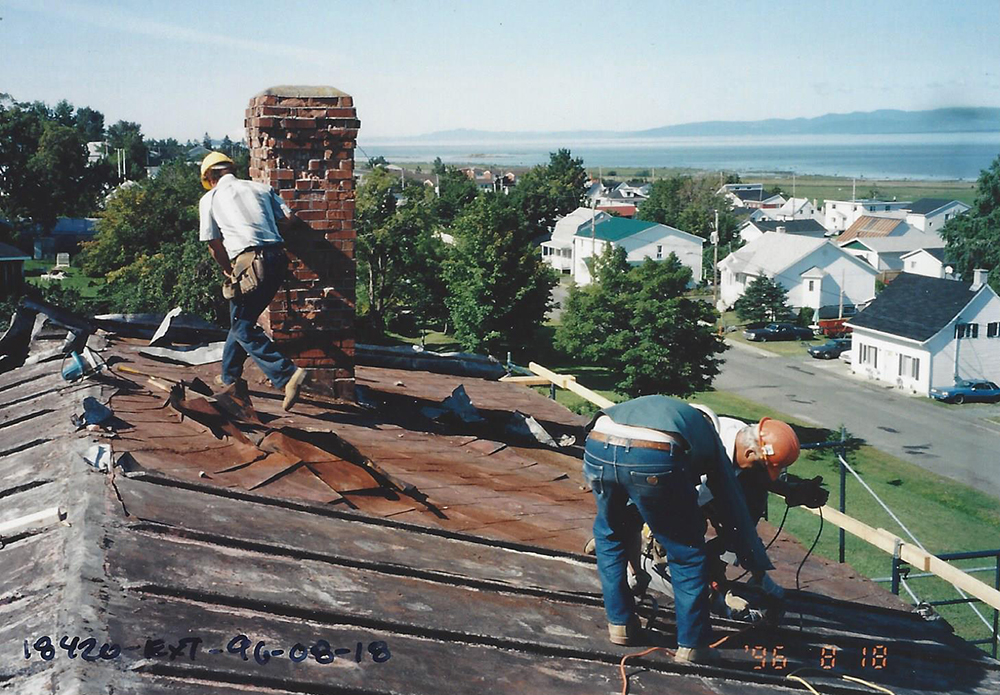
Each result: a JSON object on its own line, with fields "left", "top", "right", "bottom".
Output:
{"left": 2, "top": 309, "right": 998, "bottom": 694}
{"left": 721, "top": 232, "right": 829, "bottom": 276}
{"left": 838, "top": 216, "right": 907, "bottom": 243}
{"left": 750, "top": 219, "right": 827, "bottom": 235}
{"left": 905, "top": 198, "right": 956, "bottom": 215}
{"left": 0, "top": 242, "right": 30, "bottom": 260}
{"left": 574, "top": 216, "right": 657, "bottom": 242}
{"left": 849, "top": 272, "right": 979, "bottom": 341}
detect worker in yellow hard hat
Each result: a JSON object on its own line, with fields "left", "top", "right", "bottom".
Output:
{"left": 581, "top": 394, "right": 826, "bottom": 664}
{"left": 198, "top": 151, "right": 308, "bottom": 411}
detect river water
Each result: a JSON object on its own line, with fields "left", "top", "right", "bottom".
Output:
{"left": 359, "top": 132, "right": 1000, "bottom": 181}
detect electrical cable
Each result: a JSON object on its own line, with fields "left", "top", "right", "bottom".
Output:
{"left": 732, "top": 505, "right": 790, "bottom": 584}
{"left": 786, "top": 674, "right": 823, "bottom": 695}
{"left": 796, "top": 506, "right": 824, "bottom": 592}
{"left": 841, "top": 675, "right": 897, "bottom": 694}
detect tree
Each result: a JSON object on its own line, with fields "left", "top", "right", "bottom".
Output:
{"left": 0, "top": 99, "right": 104, "bottom": 235}
{"left": 432, "top": 157, "right": 446, "bottom": 175}
{"left": 444, "top": 195, "right": 556, "bottom": 354}
{"left": 432, "top": 166, "right": 479, "bottom": 225}
{"left": 733, "top": 276, "right": 791, "bottom": 324}
{"left": 556, "top": 245, "right": 726, "bottom": 398}
{"left": 356, "top": 167, "right": 445, "bottom": 334}
{"left": 202, "top": 132, "right": 213, "bottom": 149}
{"left": 510, "top": 148, "right": 587, "bottom": 235}
{"left": 107, "top": 120, "right": 147, "bottom": 180}
{"left": 940, "top": 154, "right": 1000, "bottom": 293}
{"left": 638, "top": 174, "right": 737, "bottom": 241}
{"left": 80, "top": 160, "right": 203, "bottom": 275}
{"left": 75, "top": 106, "right": 105, "bottom": 142}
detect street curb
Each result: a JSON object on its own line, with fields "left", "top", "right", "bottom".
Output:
{"left": 723, "top": 337, "right": 776, "bottom": 358}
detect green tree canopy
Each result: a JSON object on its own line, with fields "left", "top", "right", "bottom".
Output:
{"left": 510, "top": 148, "right": 587, "bottom": 235}
{"left": 80, "top": 160, "right": 203, "bottom": 275}
{"left": 74, "top": 106, "right": 105, "bottom": 142}
{"left": 637, "top": 174, "right": 738, "bottom": 242}
{"left": 940, "top": 154, "right": 1000, "bottom": 292}
{"left": 432, "top": 166, "right": 479, "bottom": 225}
{"left": 444, "top": 195, "right": 556, "bottom": 354}
{"left": 733, "top": 276, "right": 791, "bottom": 324}
{"left": 556, "top": 245, "right": 726, "bottom": 398}
{"left": 356, "top": 167, "right": 446, "bottom": 334}
{"left": 107, "top": 120, "right": 148, "bottom": 181}
{"left": 0, "top": 98, "right": 106, "bottom": 236}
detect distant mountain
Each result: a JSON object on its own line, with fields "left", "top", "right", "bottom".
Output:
{"left": 390, "top": 108, "right": 1000, "bottom": 142}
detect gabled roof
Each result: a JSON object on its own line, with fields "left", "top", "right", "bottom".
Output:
{"left": 0, "top": 242, "right": 30, "bottom": 260}
{"left": 731, "top": 188, "right": 778, "bottom": 202}
{"left": 574, "top": 216, "right": 658, "bottom": 242}
{"left": 846, "top": 232, "right": 944, "bottom": 254}
{"left": 901, "top": 247, "right": 949, "bottom": 263}
{"left": 838, "top": 215, "right": 908, "bottom": 243}
{"left": 849, "top": 273, "right": 983, "bottom": 342}
{"left": 721, "top": 232, "right": 832, "bottom": 276}
{"left": 551, "top": 206, "right": 610, "bottom": 242}
{"left": 905, "top": 198, "right": 961, "bottom": 216}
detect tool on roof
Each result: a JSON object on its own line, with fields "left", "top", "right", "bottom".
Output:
{"left": 115, "top": 365, "right": 213, "bottom": 396}
{"left": 61, "top": 347, "right": 107, "bottom": 383}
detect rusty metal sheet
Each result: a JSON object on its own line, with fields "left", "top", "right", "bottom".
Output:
{"left": 114, "top": 476, "right": 601, "bottom": 596}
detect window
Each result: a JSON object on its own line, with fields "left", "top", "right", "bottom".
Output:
{"left": 884, "top": 205, "right": 890, "bottom": 211}
{"left": 955, "top": 323, "right": 979, "bottom": 339}
{"left": 656, "top": 244, "right": 663, "bottom": 260}
{"left": 988, "top": 322, "right": 999, "bottom": 338}
{"left": 860, "top": 344, "right": 878, "bottom": 368}
{"left": 909, "top": 260, "right": 916, "bottom": 269}
{"left": 899, "top": 355, "right": 919, "bottom": 380}
{"left": 808, "top": 280, "right": 815, "bottom": 291}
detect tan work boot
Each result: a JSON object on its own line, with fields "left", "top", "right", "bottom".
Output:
{"left": 674, "top": 646, "right": 721, "bottom": 665}
{"left": 607, "top": 615, "right": 642, "bottom": 646}
{"left": 282, "top": 367, "right": 307, "bottom": 411}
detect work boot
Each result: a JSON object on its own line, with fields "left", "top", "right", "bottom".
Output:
{"left": 608, "top": 615, "right": 642, "bottom": 646}
{"left": 282, "top": 368, "right": 307, "bottom": 411}
{"left": 674, "top": 646, "right": 721, "bottom": 665}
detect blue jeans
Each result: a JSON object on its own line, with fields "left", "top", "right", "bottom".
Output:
{"left": 583, "top": 436, "right": 711, "bottom": 648}
{"left": 222, "top": 246, "right": 297, "bottom": 388}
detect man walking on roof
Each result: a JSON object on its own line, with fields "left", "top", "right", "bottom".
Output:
{"left": 198, "top": 152, "right": 307, "bottom": 411}
{"left": 583, "top": 395, "right": 808, "bottom": 664}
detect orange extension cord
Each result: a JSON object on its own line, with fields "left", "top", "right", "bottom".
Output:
{"left": 617, "top": 627, "right": 751, "bottom": 695}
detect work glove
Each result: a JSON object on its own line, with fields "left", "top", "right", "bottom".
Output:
{"left": 749, "top": 572, "right": 786, "bottom": 625}
{"left": 784, "top": 476, "right": 829, "bottom": 509}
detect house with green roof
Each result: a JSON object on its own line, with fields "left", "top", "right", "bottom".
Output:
{"left": 571, "top": 216, "right": 703, "bottom": 286}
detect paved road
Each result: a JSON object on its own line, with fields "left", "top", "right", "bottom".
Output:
{"left": 716, "top": 340, "right": 1000, "bottom": 500}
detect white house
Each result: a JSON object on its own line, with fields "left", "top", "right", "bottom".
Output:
{"left": 739, "top": 218, "right": 828, "bottom": 245}
{"left": 822, "top": 198, "right": 911, "bottom": 233}
{"left": 836, "top": 216, "right": 944, "bottom": 272}
{"left": 720, "top": 186, "right": 785, "bottom": 210}
{"left": 718, "top": 232, "right": 878, "bottom": 313}
{"left": 754, "top": 197, "right": 821, "bottom": 222}
{"left": 541, "top": 207, "right": 610, "bottom": 274}
{"left": 572, "top": 217, "right": 703, "bottom": 286}
{"left": 899, "top": 248, "right": 958, "bottom": 280}
{"left": 847, "top": 271, "right": 1000, "bottom": 396}
{"left": 903, "top": 198, "right": 971, "bottom": 233}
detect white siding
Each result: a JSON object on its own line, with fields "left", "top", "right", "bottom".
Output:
{"left": 848, "top": 329, "right": 932, "bottom": 395}
{"left": 902, "top": 251, "right": 947, "bottom": 279}
{"left": 926, "top": 289, "right": 1000, "bottom": 388}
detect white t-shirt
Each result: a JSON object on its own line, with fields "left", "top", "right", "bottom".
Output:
{"left": 697, "top": 416, "right": 746, "bottom": 507}
{"left": 198, "top": 174, "right": 291, "bottom": 259}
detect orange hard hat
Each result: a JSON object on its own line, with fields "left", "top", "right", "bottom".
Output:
{"left": 756, "top": 417, "right": 800, "bottom": 480}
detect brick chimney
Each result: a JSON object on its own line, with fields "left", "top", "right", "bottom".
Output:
{"left": 245, "top": 86, "right": 359, "bottom": 400}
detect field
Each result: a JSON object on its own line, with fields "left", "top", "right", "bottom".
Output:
{"left": 386, "top": 162, "right": 979, "bottom": 207}
{"left": 24, "top": 259, "right": 104, "bottom": 298}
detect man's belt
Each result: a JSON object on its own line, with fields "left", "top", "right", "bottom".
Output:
{"left": 589, "top": 430, "right": 684, "bottom": 453}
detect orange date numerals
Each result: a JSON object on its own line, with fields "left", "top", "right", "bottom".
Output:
{"left": 744, "top": 645, "right": 786, "bottom": 670}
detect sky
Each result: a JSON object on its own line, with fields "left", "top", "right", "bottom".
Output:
{"left": 3, "top": 0, "right": 999, "bottom": 142}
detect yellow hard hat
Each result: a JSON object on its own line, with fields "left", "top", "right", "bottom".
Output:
{"left": 200, "top": 152, "right": 236, "bottom": 190}
{"left": 756, "top": 417, "right": 800, "bottom": 480}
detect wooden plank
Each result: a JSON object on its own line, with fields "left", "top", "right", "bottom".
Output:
{"left": 500, "top": 375, "right": 568, "bottom": 386}
{"left": 527, "top": 362, "right": 614, "bottom": 409}
{"left": 804, "top": 505, "right": 1000, "bottom": 611}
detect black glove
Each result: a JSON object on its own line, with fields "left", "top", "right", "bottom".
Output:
{"left": 784, "top": 476, "right": 829, "bottom": 509}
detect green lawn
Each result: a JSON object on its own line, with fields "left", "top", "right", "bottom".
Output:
{"left": 533, "top": 369, "right": 1000, "bottom": 649}
{"left": 25, "top": 259, "right": 104, "bottom": 298}
{"left": 755, "top": 174, "right": 978, "bottom": 207}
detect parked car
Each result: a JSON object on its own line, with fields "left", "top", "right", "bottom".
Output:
{"left": 807, "top": 337, "right": 852, "bottom": 359}
{"left": 839, "top": 349, "right": 852, "bottom": 365}
{"left": 743, "top": 323, "right": 813, "bottom": 342}
{"left": 929, "top": 380, "right": 1000, "bottom": 404}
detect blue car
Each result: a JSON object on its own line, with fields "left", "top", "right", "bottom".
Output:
{"left": 929, "top": 380, "right": 1000, "bottom": 404}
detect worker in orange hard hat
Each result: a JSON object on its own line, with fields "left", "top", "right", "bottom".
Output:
{"left": 581, "top": 395, "right": 827, "bottom": 664}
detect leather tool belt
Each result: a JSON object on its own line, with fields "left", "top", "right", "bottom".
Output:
{"left": 222, "top": 245, "right": 281, "bottom": 301}
{"left": 589, "top": 430, "right": 684, "bottom": 453}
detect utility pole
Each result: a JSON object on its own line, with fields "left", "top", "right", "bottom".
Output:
{"left": 712, "top": 209, "right": 720, "bottom": 310}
